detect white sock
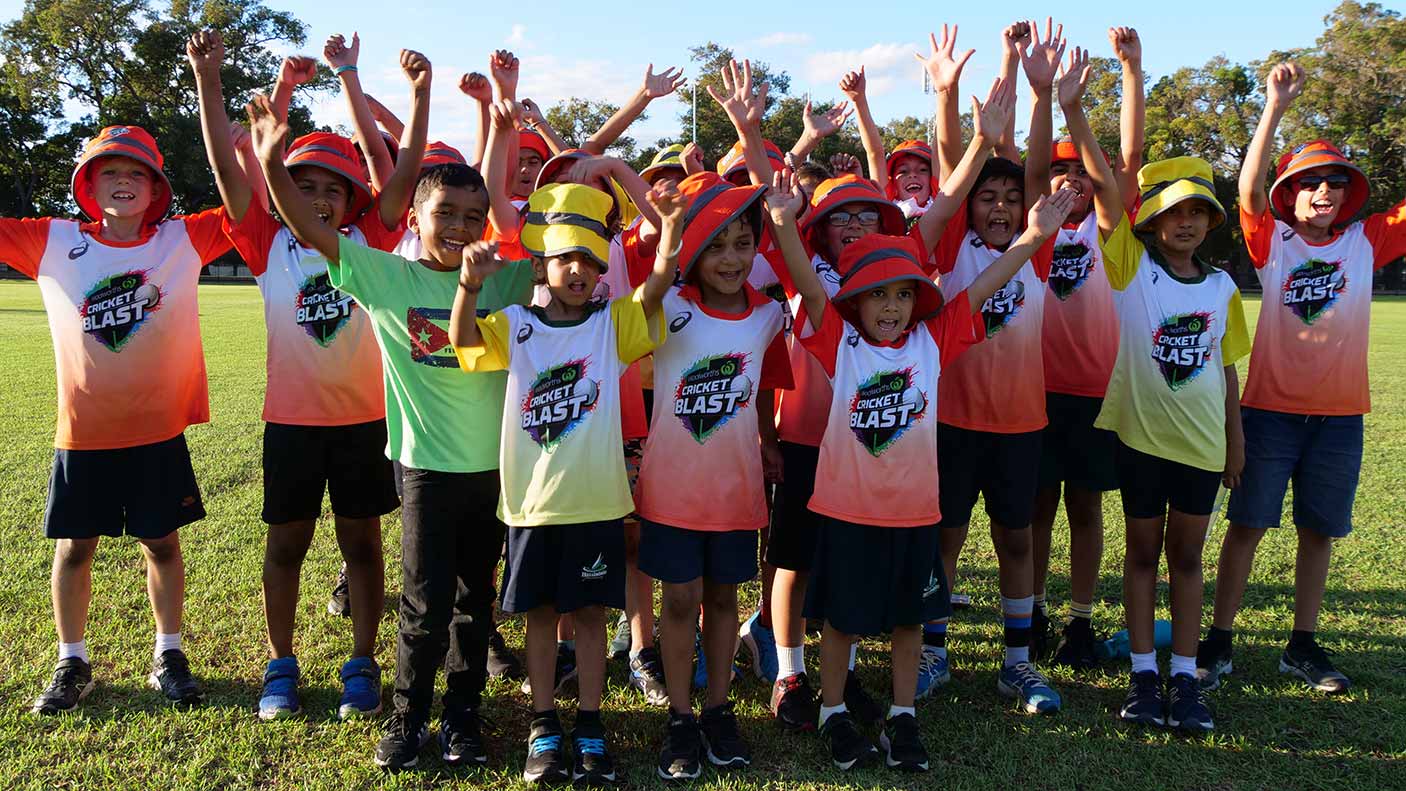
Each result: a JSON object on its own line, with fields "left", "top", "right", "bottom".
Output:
{"left": 1169, "top": 653, "right": 1197, "bottom": 679}
{"left": 1131, "top": 650, "right": 1158, "bottom": 675}
{"left": 818, "top": 702, "right": 847, "bottom": 727}
{"left": 1004, "top": 645, "right": 1030, "bottom": 667}
{"left": 59, "top": 640, "right": 88, "bottom": 663}
{"left": 887, "top": 704, "right": 915, "bottom": 720}
{"left": 777, "top": 645, "right": 805, "bottom": 680}
{"left": 154, "top": 632, "right": 181, "bottom": 660}
{"left": 848, "top": 643, "right": 857, "bottom": 671}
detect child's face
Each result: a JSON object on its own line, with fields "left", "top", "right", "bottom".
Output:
{"left": 650, "top": 169, "right": 685, "bottom": 190}
{"left": 1050, "top": 161, "right": 1092, "bottom": 220}
{"left": 1292, "top": 165, "right": 1350, "bottom": 229}
{"left": 1151, "top": 200, "right": 1212, "bottom": 256}
{"left": 970, "top": 175, "right": 1024, "bottom": 249}
{"left": 89, "top": 156, "right": 159, "bottom": 219}
{"left": 408, "top": 184, "right": 489, "bottom": 269}
{"left": 535, "top": 251, "right": 603, "bottom": 308}
{"left": 291, "top": 165, "right": 353, "bottom": 227}
{"left": 516, "top": 151, "right": 544, "bottom": 196}
{"left": 893, "top": 155, "right": 932, "bottom": 205}
{"left": 854, "top": 281, "right": 917, "bottom": 344}
{"left": 693, "top": 218, "right": 756, "bottom": 299}
{"left": 821, "top": 201, "right": 883, "bottom": 263}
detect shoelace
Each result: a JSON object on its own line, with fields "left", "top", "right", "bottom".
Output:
{"left": 530, "top": 734, "right": 562, "bottom": 756}
{"left": 160, "top": 651, "right": 191, "bottom": 675}
{"left": 51, "top": 664, "right": 86, "bottom": 691}
{"left": 1008, "top": 662, "right": 1052, "bottom": 691}
{"left": 1294, "top": 641, "right": 1338, "bottom": 667}
{"left": 918, "top": 648, "right": 944, "bottom": 675}
{"left": 387, "top": 714, "right": 425, "bottom": 741}
{"left": 668, "top": 719, "right": 700, "bottom": 753}
{"left": 704, "top": 706, "right": 741, "bottom": 741}
{"left": 576, "top": 737, "right": 606, "bottom": 756}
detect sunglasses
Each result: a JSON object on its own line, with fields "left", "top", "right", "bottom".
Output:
{"left": 826, "top": 209, "right": 882, "bottom": 227}
{"left": 1294, "top": 173, "right": 1352, "bottom": 191}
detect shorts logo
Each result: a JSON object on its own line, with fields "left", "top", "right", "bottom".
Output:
{"left": 980, "top": 278, "right": 1025, "bottom": 337}
{"left": 406, "top": 306, "right": 458, "bottom": 367}
{"left": 669, "top": 311, "right": 693, "bottom": 333}
{"left": 674, "top": 352, "right": 753, "bottom": 443}
{"left": 80, "top": 270, "right": 161, "bottom": 351}
{"left": 1151, "top": 312, "right": 1214, "bottom": 390}
{"left": 922, "top": 573, "right": 940, "bottom": 599}
{"left": 1048, "top": 241, "right": 1094, "bottom": 301}
{"left": 294, "top": 272, "right": 356, "bottom": 347}
{"left": 1281, "top": 259, "right": 1346, "bottom": 325}
{"left": 581, "top": 553, "right": 608, "bottom": 581}
{"left": 849, "top": 368, "right": 927, "bottom": 456}
{"left": 521, "top": 358, "right": 598, "bottom": 448}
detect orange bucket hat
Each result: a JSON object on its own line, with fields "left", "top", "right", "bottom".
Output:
{"left": 884, "top": 140, "right": 940, "bottom": 203}
{"left": 1270, "top": 140, "right": 1369, "bottom": 226}
{"left": 422, "top": 141, "right": 466, "bottom": 169}
{"left": 675, "top": 173, "right": 766, "bottom": 280}
{"left": 801, "top": 174, "right": 906, "bottom": 252}
{"left": 70, "top": 125, "right": 173, "bottom": 224}
{"left": 717, "top": 139, "right": 786, "bottom": 183}
{"left": 832, "top": 233, "right": 943, "bottom": 327}
{"left": 284, "top": 132, "right": 374, "bottom": 223}
{"left": 519, "top": 130, "right": 551, "bottom": 162}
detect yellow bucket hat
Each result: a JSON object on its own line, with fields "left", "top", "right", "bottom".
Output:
{"left": 1133, "top": 156, "right": 1226, "bottom": 231}
{"left": 521, "top": 183, "right": 615, "bottom": 270}
{"left": 640, "top": 143, "right": 687, "bottom": 183}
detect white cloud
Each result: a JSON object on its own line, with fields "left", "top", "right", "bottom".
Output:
{"left": 752, "top": 32, "right": 813, "bottom": 48}
{"left": 803, "top": 42, "right": 916, "bottom": 97}
{"left": 506, "top": 24, "right": 526, "bottom": 47}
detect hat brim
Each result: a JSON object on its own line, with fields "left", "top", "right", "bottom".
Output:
{"left": 285, "top": 158, "right": 374, "bottom": 224}
{"left": 71, "top": 149, "right": 172, "bottom": 225}
{"left": 1134, "top": 182, "right": 1226, "bottom": 231}
{"left": 640, "top": 162, "right": 686, "bottom": 184}
{"left": 1270, "top": 157, "right": 1369, "bottom": 226}
{"left": 679, "top": 184, "right": 766, "bottom": 278}
{"left": 521, "top": 225, "right": 611, "bottom": 271}
{"left": 834, "top": 259, "right": 943, "bottom": 325}
{"left": 802, "top": 192, "right": 906, "bottom": 251}
{"left": 886, "top": 148, "right": 932, "bottom": 168}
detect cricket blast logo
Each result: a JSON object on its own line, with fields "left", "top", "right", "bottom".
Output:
{"left": 294, "top": 272, "right": 356, "bottom": 347}
{"left": 848, "top": 368, "right": 927, "bottom": 457}
{"left": 673, "top": 353, "right": 753, "bottom": 443}
{"left": 1281, "top": 259, "right": 1346, "bottom": 325}
{"left": 981, "top": 278, "right": 1025, "bottom": 337}
{"left": 521, "top": 359, "right": 599, "bottom": 448}
{"left": 1049, "top": 241, "right": 1094, "bottom": 301}
{"left": 80, "top": 270, "right": 162, "bottom": 352}
{"left": 1151, "top": 312, "right": 1214, "bottom": 390}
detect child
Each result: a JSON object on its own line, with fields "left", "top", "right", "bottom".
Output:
{"left": 3, "top": 121, "right": 232, "bottom": 713}
{"left": 1061, "top": 53, "right": 1248, "bottom": 732}
{"left": 1200, "top": 62, "right": 1406, "bottom": 694}
{"left": 634, "top": 172, "right": 792, "bottom": 780}
{"left": 885, "top": 140, "right": 940, "bottom": 221}
{"left": 768, "top": 164, "right": 1074, "bottom": 770}
{"left": 189, "top": 30, "right": 420, "bottom": 720}
{"left": 448, "top": 181, "right": 679, "bottom": 785}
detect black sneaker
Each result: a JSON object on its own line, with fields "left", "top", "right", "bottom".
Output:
{"left": 1280, "top": 639, "right": 1351, "bottom": 694}
{"left": 843, "top": 670, "right": 883, "bottom": 725}
{"left": 1167, "top": 674, "right": 1214, "bottom": 732}
{"left": 570, "top": 716, "right": 617, "bottom": 785}
{"left": 375, "top": 710, "right": 431, "bottom": 770}
{"left": 149, "top": 649, "right": 203, "bottom": 706}
{"left": 879, "top": 712, "right": 929, "bottom": 772}
{"left": 1052, "top": 618, "right": 1102, "bottom": 671}
{"left": 656, "top": 712, "right": 703, "bottom": 781}
{"left": 770, "top": 672, "right": 819, "bottom": 731}
{"left": 32, "top": 657, "right": 94, "bottom": 715}
{"left": 523, "top": 713, "right": 570, "bottom": 785}
{"left": 820, "top": 711, "right": 877, "bottom": 771}
{"left": 440, "top": 706, "right": 488, "bottom": 767}
{"left": 1031, "top": 607, "right": 1054, "bottom": 661}
{"left": 487, "top": 624, "right": 525, "bottom": 681}
{"left": 521, "top": 645, "right": 578, "bottom": 697}
{"left": 327, "top": 563, "right": 351, "bottom": 617}
{"left": 1196, "top": 635, "right": 1234, "bottom": 691}
{"left": 1118, "top": 671, "right": 1166, "bottom": 726}
{"left": 628, "top": 646, "right": 669, "bottom": 707}
{"left": 700, "top": 701, "right": 750, "bottom": 768}
{"left": 608, "top": 613, "right": 632, "bottom": 662}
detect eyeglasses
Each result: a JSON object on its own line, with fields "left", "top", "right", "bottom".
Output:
{"left": 826, "top": 209, "right": 881, "bottom": 227}
{"left": 1295, "top": 173, "right": 1352, "bottom": 191}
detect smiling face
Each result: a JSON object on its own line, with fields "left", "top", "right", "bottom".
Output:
{"left": 535, "top": 250, "right": 603, "bottom": 310}
{"left": 853, "top": 281, "right": 917, "bottom": 344}
{"left": 820, "top": 200, "right": 884, "bottom": 263}
{"left": 1050, "top": 160, "right": 1093, "bottom": 220}
{"left": 408, "top": 184, "right": 489, "bottom": 270}
{"left": 88, "top": 156, "right": 159, "bottom": 220}
{"left": 1150, "top": 199, "right": 1213, "bottom": 257}
{"left": 970, "top": 175, "right": 1024, "bottom": 249}
{"left": 1291, "top": 165, "right": 1350, "bottom": 230}
{"left": 892, "top": 154, "right": 932, "bottom": 205}
{"left": 693, "top": 217, "right": 757, "bottom": 301}
{"left": 290, "top": 165, "right": 354, "bottom": 228}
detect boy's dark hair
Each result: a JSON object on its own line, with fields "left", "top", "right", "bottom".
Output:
{"left": 795, "top": 161, "right": 833, "bottom": 183}
{"left": 966, "top": 156, "right": 1027, "bottom": 225}
{"left": 413, "top": 163, "right": 487, "bottom": 210}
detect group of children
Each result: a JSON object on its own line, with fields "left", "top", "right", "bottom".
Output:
{"left": 3, "top": 16, "right": 1401, "bottom": 785}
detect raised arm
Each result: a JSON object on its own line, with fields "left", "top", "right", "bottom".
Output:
{"left": 584, "top": 64, "right": 686, "bottom": 155}
{"left": 364, "top": 93, "right": 406, "bottom": 141}
{"left": 1020, "top": 18, "right": 1064, "bottom": 201}
{"left": 764, "top": 169, "right": 829, "bottom": 328}
{"left": 188, "top": 30, "right": 252, "bottom": 222}
{"left": 456, "top": 73, "right": 491, "bottom": 169}
{"left": 520, "top": 98, "right": 568, "bottom": 155}
{"left": 483, "top": 99, "right": 524, "bottom": 235}
{"left": 1109, "top": 26, "right": 1145, "bottom": 212}
{"left": 323, "top": 33, "right": 394, "bottom": 192}
{"left": 1059, "top": 47, "right": 1123, "bottom": 239}
{"left": 450, "top": 240, "right": 499, "bottom": 349}
{"left": 490, "top": 49, "right": 520, "bottom": 101}
{"left": 789, "top": 99, "right": 852, "bottom": 162}
{"left": 916, "top": 77, "right": 1014, "bottom": 243}
{"left": 1240, "top": 62, "right": 1305, "bottom": 218}
{"left": 995, "top": 21, "right": 1030, "bottom": 162}
{"left": 638, "top": 180, "right": 685, "bottom": 318}
{"left": 376, "top": 49, "right": 432, "bottom": 230}
{"left": 966, "top": 189, "right": 1074, "bottom": 308}
{"left": 230, "top": 121, "right": 269, "bottom": 212}
{"left": 707, "top": 59, "right": 774, "bottom": 187}
{"left": 565, "top": 155, "right": 662, "bottom": 228}
{"left": 248, "top": 94, "right": 340, "bottom": 260}
{"left": 270, "top": 55, "right": 317, "bottom": 124}
{"left": 840, "top": 67, "right": 886, "bottom": 182}
{"left": 916, "top": 25, "right": 975, "bottom": 181}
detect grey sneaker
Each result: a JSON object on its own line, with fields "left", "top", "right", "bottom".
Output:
{"left": 1280, "top": 640, "right": 1351, "bottom": 694}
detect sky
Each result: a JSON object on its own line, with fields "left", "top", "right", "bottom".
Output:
{"left": 0, "top": 0, "right": 1379, "bottom": 159}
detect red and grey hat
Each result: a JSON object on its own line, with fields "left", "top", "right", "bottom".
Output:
{"left": 716, "top": 139, "right": 786, "bottom": 184}
{"left": 801, "top": 174, "right": 906, "bottom": 252}
{"left": 884, "top": 139, "right": 940, "bottom": 203}
{"left": 1270, "top": 140, "right": 1369, "bottom": 226}
{"left": 534, "top": 148, "right": 592, "bottom": 190}
{"left": 422, "top": 141, "right": 467, "bottom": 169}
{"left": 1052, "top": 135, "right": 1110, "bottom": 166}
{"left": 519, "top": 130, "right": 551, "bottom": 161}
{"left": 284, "top": 132, "right": 374, "bottom": 223}
{"left": 832, "top": 233, "right": 943, "bottom": 327}
{"left": 676, "top": 172, "right": 766, "bottom": 280}
{"left": 70, "top": 125, "right": 172, "bottom": 224}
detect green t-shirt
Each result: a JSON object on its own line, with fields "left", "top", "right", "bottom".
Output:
{"left": 330, "top": 237, "right": 534, "bottom": 472}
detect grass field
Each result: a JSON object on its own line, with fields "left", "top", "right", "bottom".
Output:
{"left": 0, "top": 280, "right": 1402, "bottom": 790}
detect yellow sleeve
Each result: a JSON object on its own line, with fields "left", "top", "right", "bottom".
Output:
{"left": 454, "top": 311, "right": 513, "bottom": 372}
{"left": 1221, "top": 290, "right": 1251, "bottom": 366}
{"left": 611, "top": 287, "right": 668, "bottom": 365}
{"left": 1100, "top": 212, "right": 1145, "bottom": 291}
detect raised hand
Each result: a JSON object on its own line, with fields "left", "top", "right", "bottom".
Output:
{"left": 1020, "top": 17, "right": 1066, "bottom": 90}
{"left": 1057, "top": 47, "right": 1092, "bottom": 110}
{"left": 323, "top": 33, "right": 358, "bottom": 70}
{"left": 1108, "top": 26, "right": 1142, "bottom": 67}
{"left": 565, "top": 156, "right": 620, "bottom": 189}
{"left": 645, "top": 179, "right": 686, "bottom": 227}
{"left": 1002, "top": 21, "right": 1032, "bottom": 59}
{"left": 682, "top": 142, "right": 704, "bottom": 175}
{"left": 915, "top": 25, "right": 975, "bottom": 94}
{"left": 490, "top": 49, "right": 520, "bottom": 96}
{"left": 459, "top": 72, "right": 492, "bottom": 103}
{"left": 804, "top": 100, "right": 852, "bottom": 140}
{"left": 401, "top": 48, "right": 431, "bottom": 91}
{"left": 839, "top": 67, "right": 867, "bottom": 101}
{"left": 228, "top": 120, "right": 252, "bottom": 151}
{"left": 829, "top": 152, "right": 862, "bottom": 178}
{"left": 459, "top": 240, "right": 500, "bottom": 291}
{"left": 765, "top": 168, "right": 807, "bottom": 224}
{"left": 706, "top": 59, "right": 768, "bottom": 132}
{"left": 186, "top": 29, "right": 225, "bottom": 74}
{"left": 488, "top": 99, "right": 521, "bottom": 133}
{"left": 520, "top": 98, "right": 547, "bottom": 127}
{"left": 641, "top": 64, "right": 687, "bottom": 99}
{"left": 1266, "top": 62, "right": 1306, "bottom": 111}
{"left": 246, "top": 94, "right": 290, "bottom": 164}
{"left": 279, "top": 55, "right": 317, "bottom": 86}
{"left": 972, "top": 78, "right": 1016, "bottom": 143}
{"left": 1028, "top": 187, "right": 1077, "bottom": 238}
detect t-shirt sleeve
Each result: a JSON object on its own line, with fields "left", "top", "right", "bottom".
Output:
{"left": 1362, "top": 197, "right": 1406, "bottom": 270}
{"left": 758, "top": 327, "right": 794, "bottom": 390}
{"left": 0, "top": 217, "right": 52, "bottom": 278}
{"left": 486, "top": 210, "right": 530, "bottom": 261}
{"left": 797, "top": 300, "right": 844, "bottom": 378}
{"left": 930, "top": 205, "right": 970, "bottom": 275}
{"left": 761, "top": 247, "right": 796, "bottom": 297}
{"left": 925, "top": 290, "right": 983, "bottom": 368}
{"left": 1100, "top": 212, "right": 1145, "bottom": 291}
{"left": 621, "top": 223, "right": 659, "bottom": 289}
{"left": 1031, "top": 234, "right": 1056, "bottom": 282}
{"left": 612, "top": 287, "right": 667, "bottom": 365}
{"left": 1222, "top": 289, "right": 1251, "bottom": 366}
{"left": 354, "top": 201, "right": 406, "bottom": 252}
{"left": 221, "top": 201, "right": 282, "bottom": 277}
{"left": 330, "top": 234, "right": 401, "bottom": 299}
{"left": 1239, "top": 205, "right": 1275, "bottom": 268}
{"left": 176, "top": 206, "right": 234, "bottom": 264}
{"left": 904, "top": 223, "right": 938, "bottom": 276}
{"left": 454, "top": 310, "right": 513, "bottom": 372}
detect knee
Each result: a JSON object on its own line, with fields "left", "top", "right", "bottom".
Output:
{"left": 662, "top": 585, "right": 703, "bottom": 622}
{"left": 55, "top": 539, "right": 99, "bottom": 570}
{"left": 338, "top": 528, "right": 383, "bottom": 567}
{"left": 140, "top": 534, "right": 182, "bottom": 565}
{"left": 1227, "top": 524, "right": 1267, "bottom": 550}
{"left": 703, "top": 583, "right": 737, "bottom": 615}
{"left": 995, "top": 528, "right": 1031, "bottom": 558}
{"left": 1295, "top": 526, "right": 1333, "bottom": 553}
{"left": 573, "top": 605, "right": 605, "bottom": 631}
{"left": 264, "top": 529, "right": 312, "bottom": 568}
{"left": 1124, "top": 542, "right": 1161, "bottom": 573}
{"left": 1164, "top": 541, "right": 1204, "bottom": 578}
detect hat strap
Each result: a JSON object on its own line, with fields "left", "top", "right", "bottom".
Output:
{"left": 1140, "top": 175, "right": 1216, "bottom": 202}
{"left": 523, "top": 210, "right": 612, "bottom": 241}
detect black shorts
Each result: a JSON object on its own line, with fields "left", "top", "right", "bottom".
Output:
{"left": 638, "top": 521, "right": 759, "bottom": 585}
{"left": 765, "top": 441, "right": 822, "bottom": 571}
{"left": 1038, "top": 393, "right": 1119, "bottom": 491}
{"left": 1116, "top": 441, "right": 1222, "bottom": 518}
{"left": 44, "top": 433, "right": 204, "bottom": 540}
{"left": 803, "top": 517, "right": 949, "bottom": 636}
{"left": 937, "top": 425, "right": 1042, "bottom": 529}
{"left": 261, "top": 421, "right": 400, "bottom": 524}
{"left": 501, "top": 520, "right": 627, "bottom": 614}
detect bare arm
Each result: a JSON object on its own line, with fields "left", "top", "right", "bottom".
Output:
{"left": 789, "top": 100, "right": 852, "bottom": 162}
{"left": 377, "top": 49, "right": 433, "bottom": 231}
{"left": 966, "top": 189, "right": 1074, "bottom": 308}
{"left": 564, "top": 156, "right": 662, "bottom": 228}
{"left": 916, "top": 26, "right": 975, "bottom": 180}
{"left": 248, "top": 94, "right": 341, "bottom": 260}
{"left": 916, "top": 78, "right": 1014, "bottom": 244}
{"left": 1109, "top": 27, "right": 1145, "bottom": 212}
{"left": 995, "top": 21, "right": 1029, "bottom": 162}
{"left": 763, "top": 170, "right": 828, "bottom": 329}
{"left": 231, "top": 122, "right": 269, "bottom": 212}
{"left": 1020, "top": 18, "right": 1064, "bottom": 201}
{"left": 1059, "top": 48, "right": 1123, "bottom": 240}
{"left": 324, "top": 34, "right": 395, "bottom": 192}
{"left": 450, "top": 241, "right": 498, "bottom": 349}
{"left": 1241, "top": 62, "right": 1305, "bottom": 218}
{"left": 707, "top": 59, "right": 775, "bottom": 187}
{"left": 188, "top": 30, "right": 252, "bottom": 223}
{"left": 841, "top": 68, "right": 887, "bottom": 182}
{"left": 1223, "top": 364, "right": 1245, "bottom": 488}
{"left": 483, "top": 99, "right": 523, "bottom": 235}
{"left": 270, "top": 55, "right": 316, "bottom": 124}
{"left": 585, "top": 64, "right": 685, "bottom": 155}
{"left": 639, "top": 180, "right": 685, "bottom": 318}
{"left": 364, "top": 93, "right": 406, "bottom": 141}
{"left": 456, "top": 74, "right": 491, "bottom": 169}
{"left": 520, "top": 99, "right": 568, "bottom": 155}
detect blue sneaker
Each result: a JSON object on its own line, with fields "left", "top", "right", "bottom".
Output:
{"left": 258, "top": 656, "right": 301, "bottom": 721}
{"left": 997, "top": 662, "right": 1062, "bottom": 714}
{"left": 338, "top": 656, "right": 382, "bottom": 719}
{"left": 739, "top": 611, "right": 779, "bottom": 683}
{"left": 692, "top": 631, "right": 741, "bottom": 690}
{"left": 914, "top": 645, "right": 950, "bottom": 700}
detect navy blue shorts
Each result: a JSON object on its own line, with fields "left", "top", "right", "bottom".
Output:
{"left": 937, "top": 424, "right": 1042, "bottom": 529}
{"left": 44, "top": 433, "right": 205, "bottom": 540}
{"left": 638, "top": 520, "right": 758, "bottom": 584}
{"left": 501, "top": 520, "right": 626, "bottom": 614}
{"left": 765, "top": 441, "right": 821, "bottom": 571}
{"left": 1038, "top": 393, "right": 1120, "bottom": 491}
{"left": 1227, "top": 407, "right": 1362, "bottom": 537}
{"left": 261, "top": 421, "right": 400, "bottom": 524}
{"left": 1116, "top": 441, "right": 1221, "bottom": 518}
{"left": 803, "top": 516, "right": 949, "bottom": 636}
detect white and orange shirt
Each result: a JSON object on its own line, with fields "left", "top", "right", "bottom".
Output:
{"left": 933, "top": 211, "right": 1055, "bottom": 433}
{"left": 1239, "top": 203, "right": 1406, "bottom": 416}
{"left": 1042, "top": 212, "right": 1119, "bottom": 398}
{"left": 801, "top": 293, "right": 982, "bottom": 527}
{"left": 634, "top": 285, "right": 792, "bottom": 532}
{"left": 226, "top": 204, "right": 400, "bottom": 426}
{"left": 0, "top": 212, "right": 231, "bottom": 449}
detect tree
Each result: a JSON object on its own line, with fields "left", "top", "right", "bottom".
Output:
{"left": 0, "top": 77, "right": 81, "bottom": 216}
{"left": 880, "top": 115, "right": 930, "bottom": 152}
{"left": 679, "top": 42, "right": 791, "bottom": 170}
{"left": 543, "top": 97, "right": 638, "bottom": 161}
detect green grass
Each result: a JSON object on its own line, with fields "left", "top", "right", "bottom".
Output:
{"left": 0, "top": 280, "right": 1403, "bottom": 790}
